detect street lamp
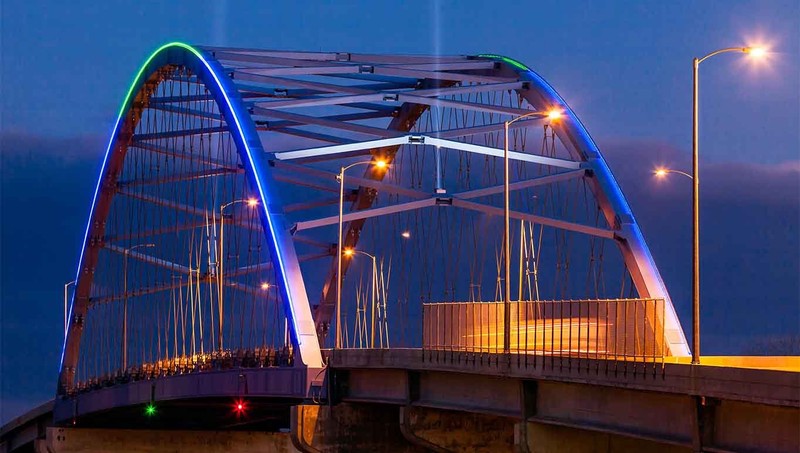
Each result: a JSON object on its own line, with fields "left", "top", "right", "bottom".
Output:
{"left": 690, "top": 45, "right": 766, "bottom": 364}
{"left": 654, "top": 167, "right": 694, "bottom": 180}
{"left": 335, "top": 159, "right": 387, "bottom": 349}
{"left": 218, "top": 197, "right": 259, "bottom": 352}
{"left": 503, "top": 108, "right": 562, "bottom": 352}
{"left": 123, "top": 243, "right": 155, "bottom": 370}
{"left": 64, "top": 280, "right": 75, "bottom": 338}
{"left": 344, "top": 248, "right": 379, "bottom": 348}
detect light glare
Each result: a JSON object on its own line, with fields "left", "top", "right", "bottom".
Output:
{"left": 374, "top": 159, "right": 388, "bottom": 169}
{"left": 547, "top": 109, "right": 563, "bottom": 121}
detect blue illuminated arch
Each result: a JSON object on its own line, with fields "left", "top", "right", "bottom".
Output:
{"left": 480, "top": 54, "right": 690, "bottom": 356}
{"left": 59, "top": 43, "right": 322, "bottom": 392}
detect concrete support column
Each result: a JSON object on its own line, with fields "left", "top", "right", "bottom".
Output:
{"left": 290, "top": 404, "right": 422, "bottom": 453}
{"left": 399, "top": 406, "right": 515, "bottom": 452}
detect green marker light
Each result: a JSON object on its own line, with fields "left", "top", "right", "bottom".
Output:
{"left": 145, "top": 403, "right": 157, "bottom": 417}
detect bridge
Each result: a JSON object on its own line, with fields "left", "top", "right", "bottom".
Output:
{"left": 2, "top": 43, "right": 798, "bottom": 453}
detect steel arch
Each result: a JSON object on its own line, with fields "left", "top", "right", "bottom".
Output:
{"left": 58, "top": 42, "right": 322, "bottom": 394}
{"left": 60, "top": 44, "right": 691, "bottom": 397}
{"left": 479, "top": 54, "right": 690, "bottom": 356}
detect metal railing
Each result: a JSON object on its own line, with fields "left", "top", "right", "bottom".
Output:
{"left": 422, "top": 298, "right": 666, "bottom": 374}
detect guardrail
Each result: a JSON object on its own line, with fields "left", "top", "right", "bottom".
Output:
{"left": 422, "top": 299, "right": 666, "bottom": 374}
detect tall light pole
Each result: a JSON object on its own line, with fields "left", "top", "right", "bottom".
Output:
{"left": 64, "top": 280, "right": 75, "bottom": 338}
{"left": 123, "top": 243, "right": 155, "bottom": 370}
{"left": 503, "top": 109, "right": 561, "bottom": 352}
{"left": 690, "top": 46, "right": 765, "bottom": 364}
{"left": 218, "top": 198, "right": 259, "bottom": 352}
{"left": 343, "top": 248, "right": 378, "bottom": 348}
{"left": 336, "top": 159, "right": 386, "bottom": 349}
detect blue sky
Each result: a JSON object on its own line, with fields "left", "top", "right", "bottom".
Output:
{"left": 1, "top": 0, "right": 798, "bottom": 422}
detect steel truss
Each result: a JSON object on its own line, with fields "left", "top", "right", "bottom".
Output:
{"left": 60, "top": 43, "right": 690, "bottom": 398}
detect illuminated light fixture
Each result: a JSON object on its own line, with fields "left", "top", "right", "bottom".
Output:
{"left": 261, "top": 282, "right": 271, "bottom": 290}
{"left": 234, "top": 399, "right": 247, "bottom": 415}
{"left": 246, "top": 198, "right": 259, "bottom": 207}
{"left": 654, "top": 168, "right": 668, "bottom": 178}
{"left": 401, "top": 231, "right": 411, "bottom": 239}
{"left": 744, "top": 46, "right": 767, "bottom": 58}
{"left": 547, "top": 109, "right": 563, "bottom": 121}
{"left": 373, "top": 159, "right": 388, "bottom": 169}
{"left": 343, "top": 248, "right": 355, "bottom": 257}
{"left": 145, "top": 403, "right": 157, "bottom": 417}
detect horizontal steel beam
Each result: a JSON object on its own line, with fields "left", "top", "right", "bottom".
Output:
{"left": 117, "top": 168, "right": 243, "bottom": 187}
{"left": 271, "top": 160, "right": 430, "bottom": 200}
{"left": 274, "top": 135, "right": 580, "bottom": 170}
{"left": 425, "top": 137, "right": 581, "bottom": 169}
{"left": 397, "top": 93, "right": 537, "bottom": 117}
{"left": 90, "top": 280, "right": 192, "bottom": 305}
{"left": 132, "top": 126, "right": 230, "bottom": 142}
{"left": 128, "top": 142, "right": 232, "bottom": 169}
{"left": 451, "top": 198, "right": 615, "bottom": 239}
{"left": 453, "top": 169, "right": 588, "bottom": 200}
{"left": 252, "top": 106, "right": 399, "bottom": 139}
{"left": 104, "top": 221, "right": 209, "bottom": 243}
{"left": 233, "top": 72, "right": 376, "bottom": 95}
{"left": 104, "top": 244, "right": 192, "bottom": 274}
{"left": 293, "top": 197, "right": 441, "bottom": 232}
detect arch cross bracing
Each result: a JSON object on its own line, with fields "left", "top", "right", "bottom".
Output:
{"left": 59, "top": 43, "right": 689, "bottom": 397}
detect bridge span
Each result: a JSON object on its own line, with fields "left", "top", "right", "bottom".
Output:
{"left": 1, "top": 43, "right": 798, "bottom": 452}
{"left": 3, "top": 351, "right": 798, "bottom": 452}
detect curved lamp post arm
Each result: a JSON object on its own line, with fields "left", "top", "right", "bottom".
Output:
{"left": 697, "top": 47, "right": 751, "bottom": 64}
{"left": 655, "top": 169, "right": 694, "bottom": 180}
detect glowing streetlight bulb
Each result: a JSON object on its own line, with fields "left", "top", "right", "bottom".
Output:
{"left": 654, "top": 168, "right": 668, "bottom": 178}
{"left": 401, "top": 231, "right": 411, "bottom": 239}
{"left": 373, "top": 159, "right": 388, "bottom": 169}
{"left": 745, "top": 46, "right": 767, "bottom": 58}
{"left": 261, "top": 282, "right": 271, "bottom": 290}
{"left": 343, "top": 248, "right": 355, "bottom": 257}
{"left": 547, "top": 109, "right": 563, "bottom": 121}
{"left": 246, "top": 198, "right": 259, "bottom": 207}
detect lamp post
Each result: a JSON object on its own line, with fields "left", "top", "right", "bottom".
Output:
{"left": 343, "top": 248, "right": 379, "bottom": 348}
{"left": 689, "top": 46, "right": 765, "bottom": 364}
{"left": 218, "top": 198, "right": 259, "bottom": 352}
{"left": 64, "top": 280, "right": 75, "bottom": 338}
{"left": 335, "top": 159, "right": 387, "bottom": 349}
{"left": 503, "top": 109, "right": 561, "bottom": 352}
{"left": 123, "top": 243, "right": 155, "bottom": 370}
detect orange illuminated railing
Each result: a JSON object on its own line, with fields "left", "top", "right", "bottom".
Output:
{"left": 422, "top": 299, "right": 666, "bottom": 371}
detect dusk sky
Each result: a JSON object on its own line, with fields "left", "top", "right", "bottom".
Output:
{"left": 1, "top": 0, "right": 798, "bottom": 423}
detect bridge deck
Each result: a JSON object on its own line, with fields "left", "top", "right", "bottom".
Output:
{"left": 327, "top": 348, "right": 800, "bottom": 408}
